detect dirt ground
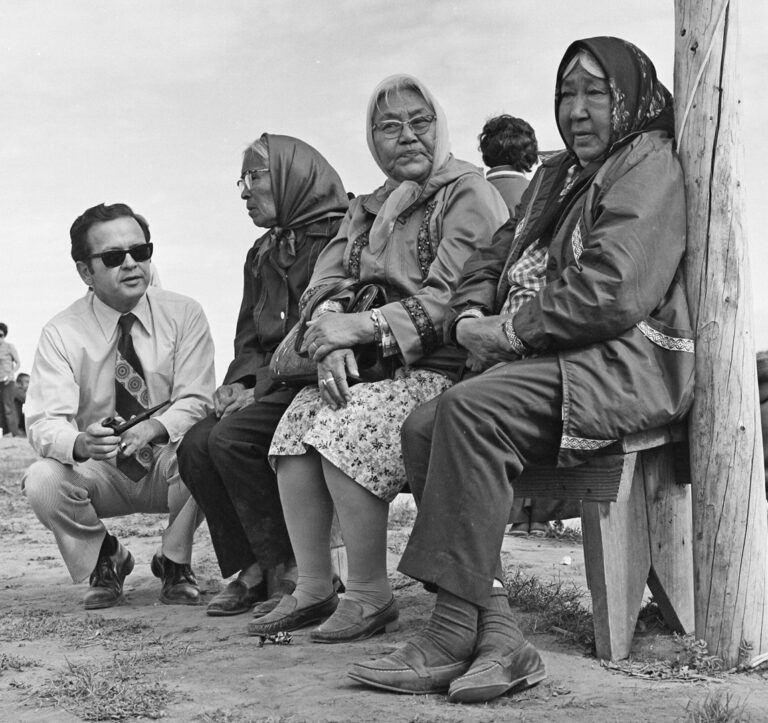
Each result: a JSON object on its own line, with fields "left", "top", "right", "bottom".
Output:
{"left": 1, "top": 436, "right": 767, "bottom": 722}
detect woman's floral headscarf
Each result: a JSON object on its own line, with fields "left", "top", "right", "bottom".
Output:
{"left": 555, "top": 36, "right": 675, "bottom": 162}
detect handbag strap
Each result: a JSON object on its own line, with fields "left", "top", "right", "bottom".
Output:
{"left": 303, "top": 278, "right": 360, "bottom": 320}
{"left": 294, "top": 277, "right": 360, "bottom": 353}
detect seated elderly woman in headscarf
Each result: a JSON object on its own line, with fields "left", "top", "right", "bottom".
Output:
{"left": 248, "top": 74, "right": 509, "bottom": 641}
{"left": 349, "top": 37, "right": 694, "bottom": 704}
{"left": 178, "top": 135, "right": 349, "bottom": 616}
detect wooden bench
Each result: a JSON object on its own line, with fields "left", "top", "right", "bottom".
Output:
{"left": 329, "top": 424, "right": 693, "bottom": 661}
{"left": 513, "top": 424, "right": 694, "bottom": 660}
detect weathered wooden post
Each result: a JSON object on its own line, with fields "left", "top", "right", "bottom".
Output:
{"left": 674, "top": 0, "right": 768, "bottom": 667}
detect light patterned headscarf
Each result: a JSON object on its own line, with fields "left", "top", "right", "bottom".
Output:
{"left": 365, "top": 74, "right": 451, "bottom": 252}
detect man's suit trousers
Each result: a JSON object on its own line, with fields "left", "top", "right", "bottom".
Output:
{"left": 22, "top": 442, "right": 201, "bottom": 582}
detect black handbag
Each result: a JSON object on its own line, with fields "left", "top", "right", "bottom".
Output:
{"left": 269, "top": 279, "right": 357, "bottom": 387}
{"left": 346, "top": 284, "right": 399, "bottom": 383}
{"left": 269, "top": 280, "right": 397, "bottom": 386}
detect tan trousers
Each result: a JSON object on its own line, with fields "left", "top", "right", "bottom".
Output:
{"left": 22, "top": 442, "right": 202, "bottom": 583}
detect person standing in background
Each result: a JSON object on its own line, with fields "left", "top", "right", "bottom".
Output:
{"left": 478, "top": 115, "right": 538, "bottom": 216}
{"left": 0, "top": 323, "right": 22, "bottom": 437}
{"left": 14, "top": 372, "right": 30, "bottom": 434}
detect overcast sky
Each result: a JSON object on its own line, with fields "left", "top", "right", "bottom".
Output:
{"left": 2, "top": 0, "right": 766, "bottom": 382}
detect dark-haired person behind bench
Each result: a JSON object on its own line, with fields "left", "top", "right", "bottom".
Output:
{"left": 349, "top": 36, "right": 695, "bottom": 705}
{"left": 22, "top": 202, "right": 215, "bottom": 611}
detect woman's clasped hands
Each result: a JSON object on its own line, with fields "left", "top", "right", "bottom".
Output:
{"left": 301, "top": 311, "right": 376, "bottom": 409}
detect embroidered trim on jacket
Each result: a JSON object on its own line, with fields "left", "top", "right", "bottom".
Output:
{"left": 400, "top": 296, "right": 439, "bottom": 354}
{"left": 416, "top": 200, "right": 438, "bottom": 280}
{"left": 571, "top": 223, "right": 583, "bottom": 263}
{"left": 561, "top": 435, "right": 616, "bottom": 451}
{"left": 347, "top": 226, "right": 371, "bottom": 281}
{"left": 636, "top": 321, "right": 694, "bottom": 353}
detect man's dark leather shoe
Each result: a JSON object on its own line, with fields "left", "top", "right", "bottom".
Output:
{"left": 83, "top": 544, "right": 134, "bottom": 610}
{"left": 207, "top": 579, "right": 267, "bottom": 617}
{"left": 247, "top": 593, "right": 338, "bottom": 636}
{"left": 151, "top": 553, "right": 200, "bottom": 605}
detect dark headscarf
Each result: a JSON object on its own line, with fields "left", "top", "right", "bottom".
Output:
{"left": 255, "top": 134, "right": 349, "bottom": 267}
{"left": 500, "top": 38, "right": 674, "bottom": 275}
{"left": 555, "top": 36, "right": 675, "bottom": 162}
{"left": 261, "top": 133, "right": 348, "bottom": 230}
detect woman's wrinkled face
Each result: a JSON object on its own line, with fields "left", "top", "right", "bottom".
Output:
{"left": 372, "top": 88, "right": 436, "bottom": 184}
{"left": 557, "top": 63, "right": 612, "bottom": 165}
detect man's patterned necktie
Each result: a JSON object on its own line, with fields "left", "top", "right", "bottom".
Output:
{"left": 115, "top": 313, "right": 152, "bottom": 481}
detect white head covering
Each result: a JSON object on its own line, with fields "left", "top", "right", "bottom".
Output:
{"left": 365, "top": 74, "right": 451, "bottom": 251}
{"left": 562, "top": 49, "right": 606, "bottom": 79}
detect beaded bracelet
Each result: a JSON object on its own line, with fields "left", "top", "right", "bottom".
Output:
{"left": 501, "top": 318, "right": 528, "bottom": 356}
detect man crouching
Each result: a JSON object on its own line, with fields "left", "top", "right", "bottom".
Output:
{"left": 22, "top": 202, "right": 215, "bottom": 609}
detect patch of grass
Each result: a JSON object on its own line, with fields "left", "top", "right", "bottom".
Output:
{"left": 504, "top": 566, "right": 594, "bottom": 649}
{"left": 685, "top": 690, "right": 751, "bottom": 722}
{"left": 0, "top": 609, "right": 150, "bottom": 645}
{"left": 676, "top": 634, "right": 725, "bottom": 676}
{"left": 602, "top": 634, "right": 725, "bottom": 682}
{"left": 548, "top": 519, "right": 582, "bottom": 542}
{"left": 37, "top": 652, "right": 171, "bottom": 721}
{"left": 388, "top": 496, "right": 416, "bottom": 529}
{"left": 0, "top": 653, "right": 39, "bottom": 674}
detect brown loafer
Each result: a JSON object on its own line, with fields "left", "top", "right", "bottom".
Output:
{"left": 247, "top": 593, "right": 338, "bottom": 636}
{"left": 207, "top": 579, "right": 267, "bottom": 617}
{"left": 348, "top": 639, "right": 471, "bottom": 694}
{"left": 83, "top": 543, "right": 134, "bottom": 610}
{"left": 151, "top": 553, "right": 200, "bottom": 606}
{"left": 448, "top": 640, "right": 546, "bottom": 703}
{"left": 311, "top": 597, "right": 399, "bottom": 644}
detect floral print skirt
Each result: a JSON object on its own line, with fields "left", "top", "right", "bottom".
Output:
{"left": 268, "top": 368, "right": 452, "bottom": 502}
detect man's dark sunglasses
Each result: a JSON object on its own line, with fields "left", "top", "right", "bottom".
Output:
{"left": 87, "top": 243, "right": 153, "bottom": 268}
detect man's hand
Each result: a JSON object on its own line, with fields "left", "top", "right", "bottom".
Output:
{"left": 302, "top": 313, "right": 374, "bottom": 361}
{"left": 317, "top": 349, "right": 358, "bottom": 409}
{"left": 214, "top": 382, "right": 253, "bottom": 418}
{"left": 455, "top": 315, "right": 520, "bottom": 372}
{"left": 74, "top": 421, "right": 122, "bottom": 461}
{"left": 118, "top": 418, "right": 167, "bottom": 458}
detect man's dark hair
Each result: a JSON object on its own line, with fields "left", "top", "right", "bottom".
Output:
{"left": 70, "top": 203, "right": 151, "bottom": 264}
{"left": 478, "top": 115, "right": 539, "bottom": 172}
{"left": 16, "top": 373, "right": 29, "bottom": 383}
{"left": 0, "top": 322, "right": 7, "bottom": 336}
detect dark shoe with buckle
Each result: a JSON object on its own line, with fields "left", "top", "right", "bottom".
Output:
{"left": 83, "top": 543, "right": 134, "bottom": 610}
{"left": 252, "top": 574, "right": 345, "bottom": 619}
{"left": 311, "top": 596, "right": 399, "bottom": 644}
{"left": 247, "top": 593, "right": 338, "bottom": 636}
{"left": 151, "top": 553, "right": 200, "bottom": 606}
{"left": 448, "top": 640, "right": 546, "bottom": 703}
{"left": 348, "top": 637, "right": 471, "bottom": 694}
{"left": 207, "top": 578, "right": 267, "bottom": 617}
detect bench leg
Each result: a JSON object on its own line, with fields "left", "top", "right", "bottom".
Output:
{"left": 641, "top": 446, "right": 694, "bottom": 633}
{"left": 581, "top": 452, "right": 650, "bottom": 660}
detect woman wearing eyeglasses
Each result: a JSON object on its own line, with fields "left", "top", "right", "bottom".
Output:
{"left": 178, "top": 135, "right": 350, "bottom": 618}
{"left": 253, "top": 74, "right": 509, "bottom": 643}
